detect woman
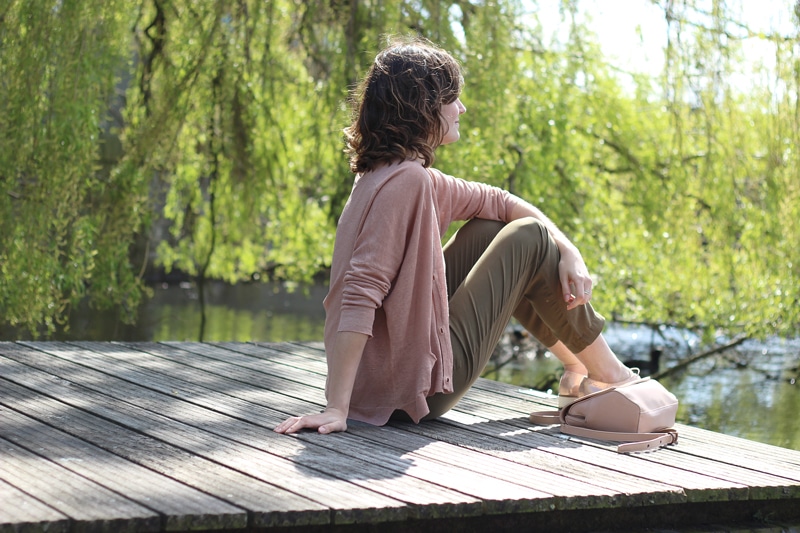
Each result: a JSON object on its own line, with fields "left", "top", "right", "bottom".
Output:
{"left": 275, "top": 37, "right": 637, "bottom": 435}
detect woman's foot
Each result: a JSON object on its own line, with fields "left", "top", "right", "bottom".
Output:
{"left": 558, "top": 370, "right": 587, "bottom": 408}
{"left": 578, "top": 367, "right": 641, "bottom": 396}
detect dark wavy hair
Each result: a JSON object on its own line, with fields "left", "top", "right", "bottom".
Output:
{"left": 344, "top": 37, "right": 464, "bottom": 173}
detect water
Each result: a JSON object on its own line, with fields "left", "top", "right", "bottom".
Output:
{"left": 47, "top": 281, "right": 800, "bottom": 451}
{"left": 58, "top": 281, "right": 328, "bottom": 343}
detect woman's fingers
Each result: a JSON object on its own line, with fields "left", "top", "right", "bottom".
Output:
{"left": 580, "top": 278, "right": 593, "bottom": 302}
{"left": 273, "top": 416, "right": 304, "bottom": 434}
{"left": 558, "top": 248, "right": 594, "bottom": 310}
{"left": 562, "top": 274, "right": 593, "bottom": 310}
{"left": 274, "top": 412, "right": 348, "bottom": 435}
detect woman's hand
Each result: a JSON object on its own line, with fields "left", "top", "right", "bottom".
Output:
{"left": 274, "top": 408, "right": 348, "bottom": 435}
{"left": 274, "top": 331, "right": 367, "bottom": 435}
{"left": 507, "top": 202, "right": 594, "bottom": 310}
{"left": 557, "top": 245, "right": 593, "bottom": 310}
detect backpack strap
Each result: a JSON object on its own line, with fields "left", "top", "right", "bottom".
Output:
{"left": 528, "top": 410, "right": 561, "bottom": 425}
{"left": 529, "top": 410, "right": 678, "bottom": 453}
{"left": 560, "top": 425, "right": 678, "bottom": 453}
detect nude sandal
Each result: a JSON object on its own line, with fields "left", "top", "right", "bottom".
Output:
{"left": 558, "top": 370, "right": 587, "bottom": 408}
{"left": 578, "top": 367, "right": 642, "bottom": 397}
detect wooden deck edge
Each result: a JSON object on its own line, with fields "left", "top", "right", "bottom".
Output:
{"left": 192, "top": 498, "right": 800, "bottom": 533}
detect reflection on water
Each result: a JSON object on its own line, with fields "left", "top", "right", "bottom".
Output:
{"left": 665, "top": 337, "right": 800, "bottom": 451}
{"left": 58, "top": 281, "right": 327, "bottom": 343}
{"left": 54, "top": 281, "right": 800, "bottom": 451}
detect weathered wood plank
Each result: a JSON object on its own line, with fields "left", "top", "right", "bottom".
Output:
{"left": 0, "top": 346, "right": 406, "bottom": 526}
{"left": 406, "top": 410, "right": 749, "bottom": 502}
{"left": 112, "top": 340, "right": 800, "bottom": 503}
{"left": 67, "top": 340, "right": 328, "bottom": 409}
{"left": 448, "top": 390, "right": 800, "bottom": 500}
{"left": 472, "top": 376, "right": 800, "bottom": 471}
{"left": 103, "top": 343, "right": 684, "bottom": 507}
{"left": 145, "top": 340, "right": 329, "bottom": 391}
{"left": 100, "top": 347, "right": 612, "bottom": 516}
{"left": 0, "top": 436, "right": 160, "bottom": 533}
{"left": 0, "top": 405, "right": 247, "bottom": 531}
{"left": 56, "top": 343, "right": 567, "bottom": 514}
{"left": 459, "top": 380, "right": 800, "bottom": 490}
{"left": 345, "top": 420, "right": 675, "bottom": 509}
{"left": 0, "top": 477, "right": 70, "bottom": 533}
{"left": 379, "top": 416, "right": 736, "bottom": 502}
{"left": 0, "top": 371, "right": 330, "bottom": 529}
{"left": 58, "top": 340, "right": 703, "bottom": 516}
{"left": 209, "top": 341, "right": 800, "bottom": 506}
{"left": 85, "top": 342, "right": 698, "bottom": 510}
{"left": 213, "top": 341, "right": 329, "bottom": 376}
{"left": 8, "top": 341, "right": 564, "bottom": 522}
{"left": 676, "top": 425, "right": 800, "bottom": 470}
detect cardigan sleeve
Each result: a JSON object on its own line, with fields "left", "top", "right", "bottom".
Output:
{"left": 337, "top": 168, "right": 432, "bottom": 335}
{"left": 430, "top": 169, "right": 524, "bottom": 230}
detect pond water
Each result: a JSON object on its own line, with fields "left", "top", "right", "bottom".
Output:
{"left": 47, "top": 281, "right": 800, "bottom": 451}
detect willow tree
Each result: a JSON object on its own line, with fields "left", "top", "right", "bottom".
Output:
{"left": 0, "top": 0, "right": 484, "bottom": 338}
{"left": 0, "top": 1, "right": 148, "bottom": 336}
{"left": 587, "top": 0, "right": 800, "bottom": 342}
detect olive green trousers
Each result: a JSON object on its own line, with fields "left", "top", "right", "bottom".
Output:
{"left": 421, "top": 217, "right": 605, "bottom": 419}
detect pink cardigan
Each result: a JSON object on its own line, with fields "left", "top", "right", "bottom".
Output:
{"left": 323, "top": 160, "right": 524, "bottom": 425}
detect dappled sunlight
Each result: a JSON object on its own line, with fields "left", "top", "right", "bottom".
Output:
{"left": 439, "top": 410, "right": 486, "bottom": 425}
{"left": 496, "top": 427, "right": 531, "bottom": 438}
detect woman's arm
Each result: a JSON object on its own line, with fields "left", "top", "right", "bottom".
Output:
{"left": 508, "top": 200, "right": 594, "bottom": 311}
{"left": 273, "top": 330, "right": 368, "bottom": 434}
{"left": 439, "top": 171, "right": 593, "bottom": 310}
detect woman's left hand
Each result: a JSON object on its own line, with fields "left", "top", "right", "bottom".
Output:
{"left": 557, "top": 245, "right": 593, "bottom": 310}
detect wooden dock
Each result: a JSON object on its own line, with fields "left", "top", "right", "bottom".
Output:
{"left": 2, "top": 340, "right": 800, "bottom": 533}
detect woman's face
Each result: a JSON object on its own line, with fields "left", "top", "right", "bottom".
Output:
{"left": 439, "top": 97, "right": 466, "bottom": 145}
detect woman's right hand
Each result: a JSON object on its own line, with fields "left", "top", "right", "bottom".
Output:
{"left": 273, "top": 407, "right": 348, "bottom": 435}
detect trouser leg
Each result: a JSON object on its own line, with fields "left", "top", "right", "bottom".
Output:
{"left": 423, "top": 218, "right": 605, "bottom": 419}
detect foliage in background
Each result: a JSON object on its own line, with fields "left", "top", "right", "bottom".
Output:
{"left": 1, "top": 0, "right": 798, "bottom": 344}
{"left": 0, "top": 1, "right": 148, "bottom": 335}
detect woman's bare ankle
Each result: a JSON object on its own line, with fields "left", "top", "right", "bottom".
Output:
{"left": 587, "top": 365, "right": 634, "bottom": 385}
{"left": 562, "top": 362, "right": 587, "bottom": 376}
